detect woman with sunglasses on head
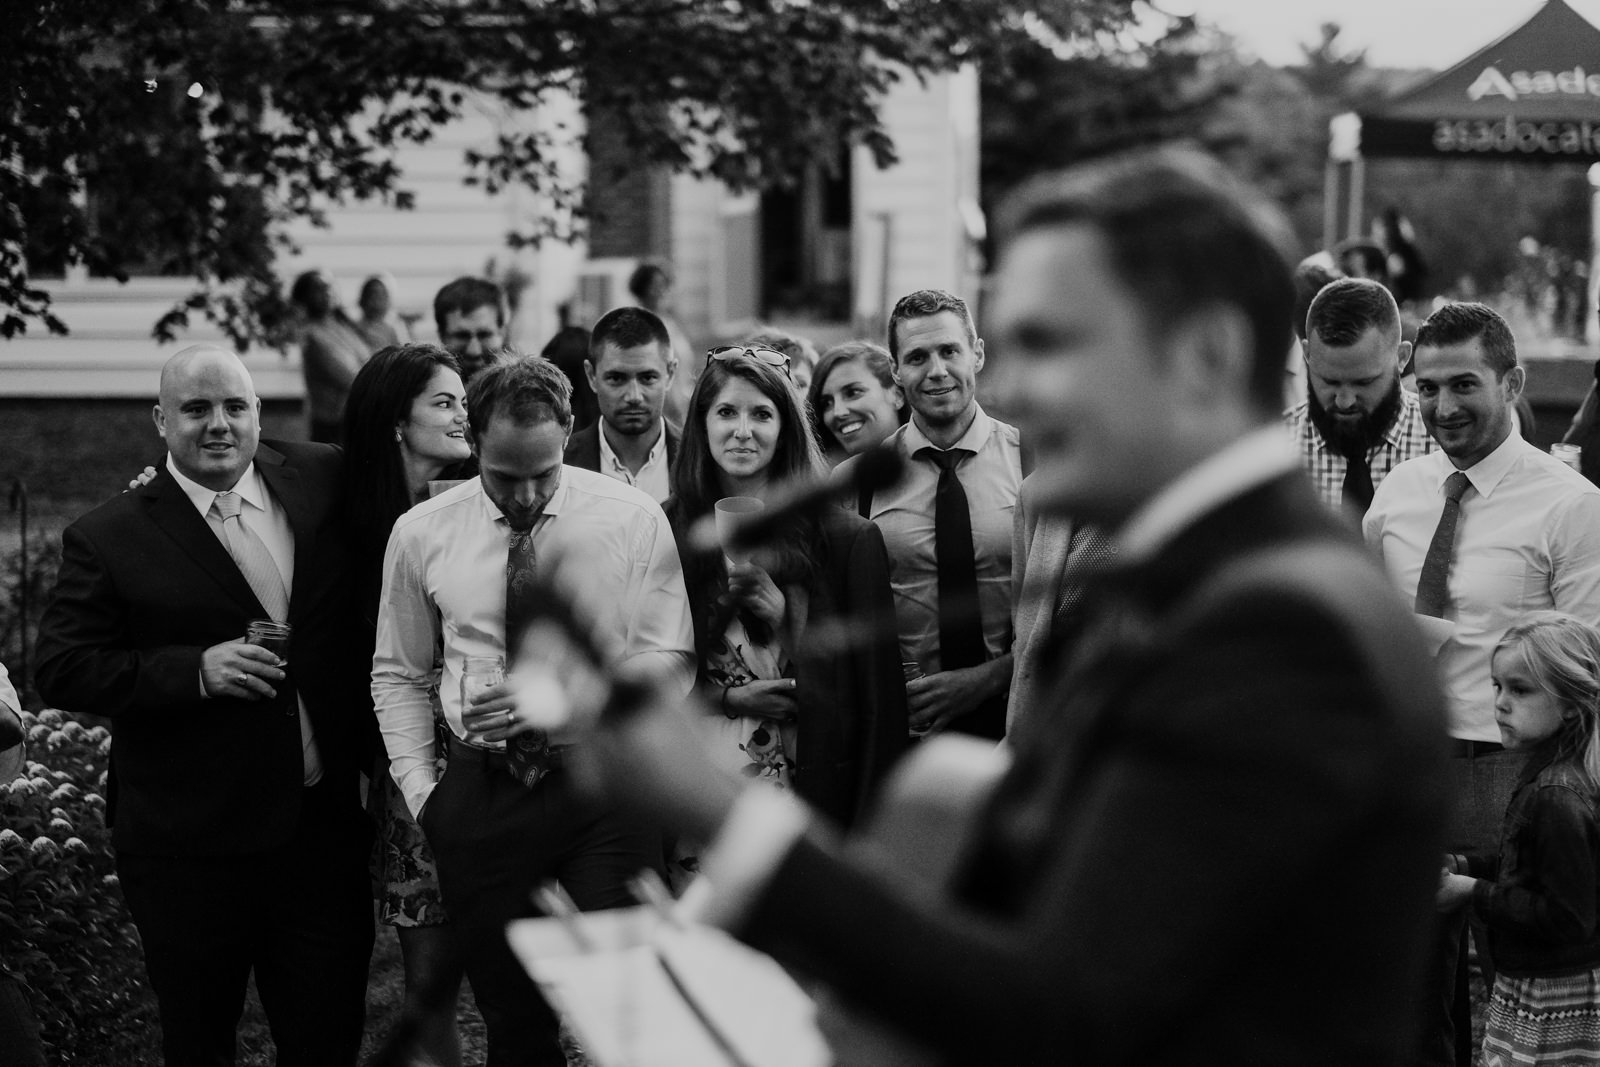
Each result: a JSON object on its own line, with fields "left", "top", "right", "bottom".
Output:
{"left": 807, "top": 340, "right": 908, "bottom": 465}
{"left": 344, "top": 343, "right": 475, "bottom": 1067}
{"left": 664, "top": 350, "right": 907, "bottom": 850}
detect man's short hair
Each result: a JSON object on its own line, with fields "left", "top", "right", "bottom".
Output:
{"left": 466, "top": 354, "right": 573, "bottom": 439}
{"left": 1306, "top": 278, "right": 1401, "bottom": 348}
{"left": 432, "top": 276, "right": 506, "bottom": 335}
{"left": 590, "top": 306, "right": 671, "bottom": 362}
{"left": 1413, "top": 302, "right": 1518, "bottom": 378}
{"left": 887, "top": 290, "right": 979, "bottom": 361}
{"left": 994, "top": 146, "right": 1297, "bottom": 412}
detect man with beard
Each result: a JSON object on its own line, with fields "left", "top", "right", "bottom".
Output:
{"left": 564, "top": 306, "right": 678, "bottom": 504}
{"left": 1284, "top": 277, "right": 1432, "bottom": 514}
{"left": 1366, "top": 301, "right": 1600, "bottom": 1065}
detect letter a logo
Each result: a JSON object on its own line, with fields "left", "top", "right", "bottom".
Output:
{"left": 1468, "top": 67, "right": 1517, "bottom": 101}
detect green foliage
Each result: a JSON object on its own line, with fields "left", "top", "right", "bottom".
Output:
{"left": 3, "top": 0, "right": 1139, "bottom": 348}
{"left": 0, "top": 709, "right": 161, "bottom": 1063}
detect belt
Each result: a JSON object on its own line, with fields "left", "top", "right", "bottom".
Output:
{"left": 445, "top": 732, "right": 568, "bottom": 771}
{"left": 1448, "top": 738, "right": 1504, "bottom": 758}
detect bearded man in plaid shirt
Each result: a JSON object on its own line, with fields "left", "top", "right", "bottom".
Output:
{"left": 1284, "top": 277, "right": 1432, "bottom": 515}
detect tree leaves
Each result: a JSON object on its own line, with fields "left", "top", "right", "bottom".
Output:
{"left": 4, "top": 0, "right": 1138, "bottom": 347}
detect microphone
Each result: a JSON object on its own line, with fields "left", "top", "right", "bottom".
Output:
{"left": 688, "top": 444, "right": 905, "bottom": 554}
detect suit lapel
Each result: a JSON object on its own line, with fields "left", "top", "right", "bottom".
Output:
{"left": 143, "top": 472, "right": 266, "bottom": 616}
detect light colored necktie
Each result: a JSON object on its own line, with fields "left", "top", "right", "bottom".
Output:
{"left": 213, "top": 491, "right": 289, "bottom": 621}
{"left": 212, "top": 490, "right": 321, "bottom": 784}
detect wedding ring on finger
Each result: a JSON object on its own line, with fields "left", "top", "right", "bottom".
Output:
{"left": 237, "top": 672, "right": 249, "bottom": 686}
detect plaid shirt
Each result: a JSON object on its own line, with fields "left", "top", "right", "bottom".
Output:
{"left": 1283, "top": 389, "right": 1434, "bottom": 511}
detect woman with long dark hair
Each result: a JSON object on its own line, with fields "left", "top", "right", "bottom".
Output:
{"left": 344, "top": 343, "right": 472, "bottom": 1067}
{"left": 665, "top": 350, "right": 906, "bottom": 829}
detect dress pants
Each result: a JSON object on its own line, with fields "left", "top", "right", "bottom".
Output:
{"left": 115, "top": 776, "right": 374, "bottom": 1067}
{"left": 1415, "top": 746, "right": 1523, "bottom": 1067}
{"left": 423, "top": 739, "right": 663, "bottom": 1067}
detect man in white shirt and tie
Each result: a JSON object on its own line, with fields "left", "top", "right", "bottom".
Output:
{"left": 372, "top": 355, "right": 694, "bottom": 1067}
{"left": 36, "top": 345, "right": 375, "bottom": 1064}
{"left": 1365, "top": 302, "right": 1600, "bottom": 1065}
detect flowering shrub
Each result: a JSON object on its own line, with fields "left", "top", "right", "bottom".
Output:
{"left": 0, "top": 707, "right": 159, "bottom": 1063}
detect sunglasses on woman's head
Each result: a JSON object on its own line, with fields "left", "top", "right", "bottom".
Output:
{"left": 705, "top": 345, "right": 792, "bottom": 378}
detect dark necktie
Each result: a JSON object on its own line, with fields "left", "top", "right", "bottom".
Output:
{"left": 503, "top": 515, "right": 557, "bottom": 788}
{"left": 1340, "top": 444, "right": 1376, "bottom": 513}
{"left": 1414, "top": 471, "right": 1472, "bottom": 618}
{"left": 918, "top": 447, "right": 987, "bottom": 672}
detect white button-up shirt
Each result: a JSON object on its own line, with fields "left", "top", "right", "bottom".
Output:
{"left": 1365, "top": 433, "right": 1600, "bottom": 741}
{"left": 372, "top": 465, "right": 695, "bottom": 816}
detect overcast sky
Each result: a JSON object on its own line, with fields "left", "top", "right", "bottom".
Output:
{"left": 1171, "top": 0, "right": 1600, "bottom": 69}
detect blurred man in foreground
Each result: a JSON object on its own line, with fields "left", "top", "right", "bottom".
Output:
{"left": 581, "top": 147, "right": 1451, "bottom": 1064}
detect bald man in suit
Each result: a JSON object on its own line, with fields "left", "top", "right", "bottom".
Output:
{"left": 36, "top": 346, "right": 374, "bottom": 1065}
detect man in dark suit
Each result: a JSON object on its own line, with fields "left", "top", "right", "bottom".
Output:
{"left": 35, "top": 345, "right": 373, "bottom": 1065}
{"left": 583, "top": 148, "right": 1452, "bottom": 1064}
{"left": 563, "top": 305, "right": 679, "bottom": 503}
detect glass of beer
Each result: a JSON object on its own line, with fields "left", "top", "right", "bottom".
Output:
{"left": 461, "top": 656, "right": 505, "bottom": 712}
{"left": 245, "top": 620, "right": 292, "bottom": 666}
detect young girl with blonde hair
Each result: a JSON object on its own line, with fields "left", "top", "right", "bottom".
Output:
{"left": 1438, "top": 611, "right": 1600, "bottom": 1065}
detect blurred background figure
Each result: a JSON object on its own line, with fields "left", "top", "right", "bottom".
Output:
{"left": 663, "top": 351, "right": 905, "bottom": 852}
{"left": 632, "top": 262, "right": 699, "bottom": 432}
{"left": 808, "top": 340, "right": 907, "bottom": 465}
{"left": 432, "top": 276, "right": 507, "bottom": 383}
{"left": 356, "top": 273, "right": 410, "bottom": 352}
{"left": 539, "top": 326, "right": 598, "bottom": 433}
{"left": 1376, "top": 206, "right": 1428, "bottom": 310}
{"left": 342, "top": 343, "right": 473, "bottom": 1067}
{"left": 291, "top": 269, "right": 372, "bottom": 443}
{"left": 745, "top": 327, "right": 820, "bottom": 393}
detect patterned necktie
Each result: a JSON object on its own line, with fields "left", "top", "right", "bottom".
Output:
{"left": 1053, "top": 523, "right": 1117, "bottom": 627}
{"left": 212, "top": 491, "right": 320, "bottom": 783}
{"left": 918, "top": 447, "right": 987, "bottom": 673}
{"left": 213, "top": 491, "right": 288, "bottom": 620}
{"left": 1414, "top": 471, "right": 1472, "bottom": 618}
{"left": 1340, "top": 444, "right": 1376, "bottom": 513}
{"left": 503, "top": 514, "right": 557, "bottom": 789}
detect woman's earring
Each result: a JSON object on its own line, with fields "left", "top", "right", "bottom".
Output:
{"left": 394, "top": 428, "right": 403, "bottom": 443}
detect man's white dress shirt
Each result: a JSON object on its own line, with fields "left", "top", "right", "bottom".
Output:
{"left": 598, "top": 423, "right": 671, "bottom": 504}
{"left": 372, "top": 465, "right": 695, "bottom": 817}
{"left": 1365, "top": 433, "right": 1600, "bottom": 741}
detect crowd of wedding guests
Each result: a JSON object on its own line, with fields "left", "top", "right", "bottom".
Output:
{"left": 10, "top": 146, "right": 1600, "bottom": 1067}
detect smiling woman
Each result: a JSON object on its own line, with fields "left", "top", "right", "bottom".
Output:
{"left": 663, "top": 353, "right": 906, "bottom": 853}
{"left": 340, "top": 342, "right": 476, "bottom": 1067}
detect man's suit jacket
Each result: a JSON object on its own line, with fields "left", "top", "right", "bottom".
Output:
{"left": 1008, "top": 479, "right": 1074, "bottom": 740}
{"left": 562, "top": 422, "right": 679, "bottom": 478}
{"left": 734, "top": 472, "right": 1452, "bottom": 1064}
{"left": 35, "top": 441, "right": 372, "bottom": 856}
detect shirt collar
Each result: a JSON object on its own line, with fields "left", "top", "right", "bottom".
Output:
{"left": 1382, "top": 389, "right": 1421, "bottom": 449}
{"left": 903, "top": 403, "right": 993, "bottom": 456}
{"left": 1118, "top": 425, "right": 1300, "bottom": 565}
{"left": 165, "top": 455, "right": 267, "bottom": 518}
{"left": 1452, "top": 430, "right": 1524, "bottom": 500}
{"left": 598, "top": 422, "right": 666, "bottom": 473}
{"left": 475, "top": 467, "right": 569, "bottom": 528}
